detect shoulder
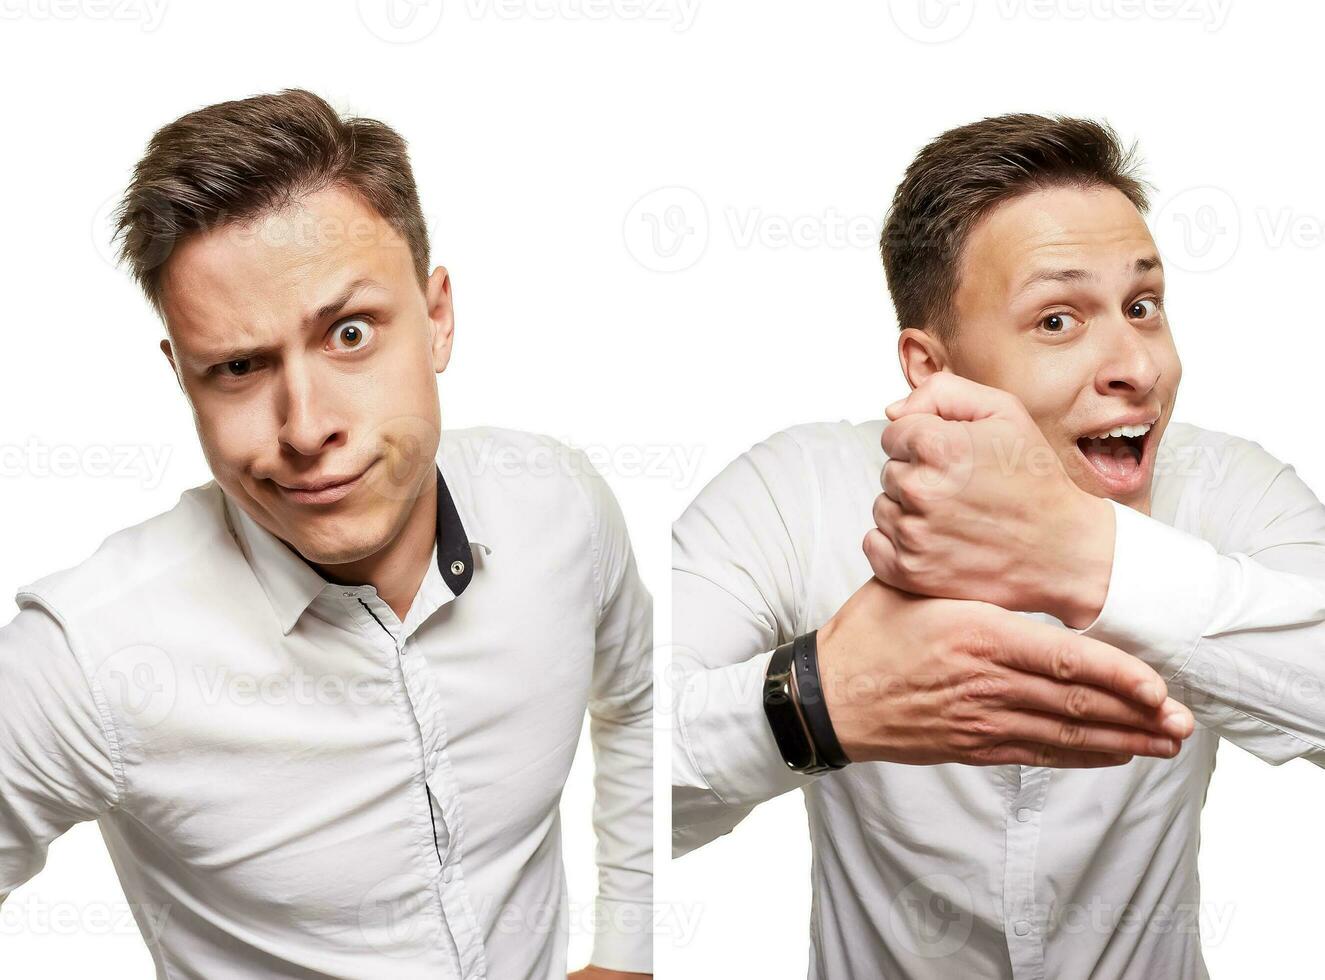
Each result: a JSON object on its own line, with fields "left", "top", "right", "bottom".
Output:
{"left": 1157, "top": 419, "right": 1291, "bottom": 496}
{"left": 440, "top": 425, "right": 638, "bottom": 610}
{"left": 439, "top": 424, "right": 611, "bottom": 518}
{"left": 15, "top": 481, "right": 232, "bottom": 621}
{"left": 439, "top": 424, "right": 626, "bottom": 540}
{"left": 679, "top": 418, "right": 879, "bottom": 523}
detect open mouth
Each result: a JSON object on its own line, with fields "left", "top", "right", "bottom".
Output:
{"left": 1074, "top": 422, "right": 1154, "bottom": 490}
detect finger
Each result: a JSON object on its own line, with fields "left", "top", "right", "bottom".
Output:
{"left": 1005, "top": 672, "right": 1195, "bottom": 738}
{"left": 878, "top": 457, "right": 907, "bottom": 512}
{"left": 872, "top": 489, "right": 904, "bottom": 533}
{"left": 881, "top": 414, "right": 946, "bottom": 464}
{"left": 862, "top": 527, "right": 899, "bottom": 584}
{"left": 1000, "top": 709, "right": 1181, "bottom": 759}
{"left": 884, "top": 372, "right": 1013, "bottom": 423}
{"left": 970, "top": 742, "right": 1134, "bottom": 769}
{"left": 982, "top": 611, "right": 1169, "bottom": 708}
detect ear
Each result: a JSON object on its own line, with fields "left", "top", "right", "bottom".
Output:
{"left": 896, "top": 327, "right": 950, "bottom": 390}
{"left": 424, "top": 265, "right": 455, "bottom": 374}
{"left": 159, "top": 337, "right": 184, "bottom": 394}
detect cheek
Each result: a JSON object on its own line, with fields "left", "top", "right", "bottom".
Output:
{"left": 192, "top": 397, "right": 272, "bottom": 470}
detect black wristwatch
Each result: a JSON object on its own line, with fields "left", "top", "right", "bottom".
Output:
{"left": 763, "top": 631, "right": 850, "bottom": 774}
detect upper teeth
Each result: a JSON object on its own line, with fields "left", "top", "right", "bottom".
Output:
{"left": 1086, "top": 423, "right": 1152, "bottom": 440}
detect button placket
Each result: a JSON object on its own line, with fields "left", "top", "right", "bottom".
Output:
{"left": 1003, "top": 766, "right": 1053, "bottom": 980}
{"left": 354, "top": 594, "right": 471, "bottom": 974}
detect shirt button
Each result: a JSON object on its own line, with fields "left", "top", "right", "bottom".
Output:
{"left": 1014, "top": 920, "right": 1030, "bottom": 936}
{"left": 442, "top": 867, "right": 454, "bottom": 884}
{"left": 1016, "top": 807, "right": 1032, "bottom": 822}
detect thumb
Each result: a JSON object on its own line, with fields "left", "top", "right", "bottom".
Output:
{"left": 885, "top": 372, "right": 1015, "bottom": 423}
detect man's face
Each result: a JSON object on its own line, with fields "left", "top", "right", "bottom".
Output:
{"left": 159, "top": 184, "right": 452, "bottom": 567}
{"left": 945, "top": 184, "right": 1181, "bottom": 513}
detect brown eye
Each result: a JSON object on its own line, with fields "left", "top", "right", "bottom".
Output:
{"left": 225, "top": 359, "right": 251, "bottom": 376}
{"left": 1039, "top": 312, "right": 1081, "bottom": 334}
{"left": 331, "top": 318, "right": 373, "bottom": 351}
{"left": 1129, "top": 298, "right": 1160, "bottom": 319}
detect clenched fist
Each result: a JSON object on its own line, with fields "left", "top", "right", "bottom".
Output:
{"left": 865, "top": 372, "right": 1114, "bottom": 629}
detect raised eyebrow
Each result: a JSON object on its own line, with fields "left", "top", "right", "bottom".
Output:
{"left": 1016, "top": 267, "right": 1096, "bottom": 294}
{"left": 1134, "top": 255, "right": 1163, "bottom": 276}
{"left": 306, "top": 277, "right": 388, "bottom": 327}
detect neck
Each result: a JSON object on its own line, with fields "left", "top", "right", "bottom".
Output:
{"left": 313, "top": 467, "right": 437, "bottom": 622}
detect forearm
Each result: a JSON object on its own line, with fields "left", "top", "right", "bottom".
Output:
{"left": 671, "top": 648, "right": 816, "bottom": 857}
{"left": 1072, "top": 499, "right": 1325, "bottom": 764}
{"left": 587, "top": 689, "right": 653, "bottom": 972}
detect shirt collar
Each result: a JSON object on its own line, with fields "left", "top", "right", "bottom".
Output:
{"left": 224, "top": 457, "right": 489, "bottom": 636}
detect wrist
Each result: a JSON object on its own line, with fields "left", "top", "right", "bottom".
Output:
{"left": 762, "top": 633, "right": 848, "bottom": 773}
{"left": 1050, "top": 492, "right": 1115, "bottom": 629}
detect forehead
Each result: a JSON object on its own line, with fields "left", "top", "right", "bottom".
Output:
{"left": 958, "top": 185, "right": 1158, "bottom": 300}
{"left": 159, "top": 184, "right": 412, "bottom": 344}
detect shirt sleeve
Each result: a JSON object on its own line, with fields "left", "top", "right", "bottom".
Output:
{"left": 0, "top": 601, "right": 121, "bottom": 903}
{"left": 575, "top": 454, "right": 654, "bottom": 974}
{"left": 1070, "top": 432, "right": 1325, "bottom": 767}
{"left": 671, "top": 428, "right": 827, "bottom": 860}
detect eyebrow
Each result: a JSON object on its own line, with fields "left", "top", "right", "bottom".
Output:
{"left": 1016, "top": 255, "right": 1164, "bottom": 293}
{"left": 307, "top": 276, "right": 388, "bottom": 327}
{"left": 188, "top": 277, "right": 390, "bottom": 367}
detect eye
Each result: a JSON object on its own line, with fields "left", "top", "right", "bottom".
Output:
{"left": 1038, "top": 311, "right": 1082, "bottom": 334}
{"left": 210, "top": 357, "right": 261, "bottom": 382}
{"left": 330, "top": 317, "right": 375, "bottom": 351}
{"left": 1128, "top": 297, "right": 1162, "bottom": 320}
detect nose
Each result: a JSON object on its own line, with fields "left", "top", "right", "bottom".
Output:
{"left": 277, "top": 360, "right": 346, "bottom": 456}
{"left": 1095, "top": 316, "right": 1161, "bottom": 399}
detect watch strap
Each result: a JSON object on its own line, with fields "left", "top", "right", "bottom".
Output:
{"left": 790, "top": 630, "right": 850, "bottom": 769}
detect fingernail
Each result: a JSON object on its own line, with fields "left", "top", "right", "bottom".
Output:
{"left": 1162, "top": 710, "right": 1192, "bottom": 737}
{"left": 1151, "top": 738, "right": 1177, "bottom": 756}
{"left": 1138, "top": 681, "right": 1164, "bottom": 706}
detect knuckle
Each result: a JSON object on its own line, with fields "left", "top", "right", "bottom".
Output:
{"left": 1057, "top": 721, "right": 1087, "bottom": 749}
{"left": 895, "top": 514, "right": 924, "bottom": 551}
{"left": 1050, "top": 642, "right": 1082, "bottom": 681}
{"left": 895, "top": 472, "right": 919, "bottom": 508}
{"left": 957, "top": 622, "right": 1001, "bottom": 661}
{"left": 1035, "top": 745, "right": 1060, "bottom": 767}
{"left": 914, "top": 429, "right": 945, "bottom": 464}
{"left": 960, "top": 716, "right": 998, "bottom": 746}
{"left": 872, "top": 493, "right": 888, "bottom": 525}
{"left": 1063, "top": 685, "right": 1093, "bottom": 719}
{"left": 963, "top": 673, "right": 1006, "bottom": 704}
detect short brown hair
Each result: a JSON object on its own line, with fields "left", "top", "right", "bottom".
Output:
{"left": 879, "top": 113, "right": 1150, "bottom": 347}
{"left": 113, "top": 88, "right": 430, "bottom": 315}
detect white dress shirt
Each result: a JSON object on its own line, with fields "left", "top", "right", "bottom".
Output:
{"left": 0, "top": 426, "right": 653, "bottom": 979}
{"left": 672, "top": 418, "right": 1325, "bottom": 979}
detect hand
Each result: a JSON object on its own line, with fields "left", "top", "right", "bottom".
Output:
{"left": 568, "top": 968, "right": 651, "bottom": 980}
{"left": 817, "top": 577, "right": 1195, "bottom": 766}
{"left": 865, "top": 371, "right": 1113, "bottom": 628}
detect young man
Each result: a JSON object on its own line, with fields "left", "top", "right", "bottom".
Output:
{"left": 672, "top": 114, "right": 1325, "bottom": 978}
{"left": 0, "top": 90, "right": 652, "bottom": 980}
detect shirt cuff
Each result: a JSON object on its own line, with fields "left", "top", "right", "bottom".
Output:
{"left": 590, "top": 896, "right": 652, "bottom": 974}
{"left": 1067, "top": 498, "right": 1221, "bottom": 679}
{"left": 676, "top": 650, "right": 813, "bottom": 808}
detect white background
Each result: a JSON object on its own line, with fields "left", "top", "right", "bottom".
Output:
{"left": 0, "top": 0, "right": 1322, "bottom": 977}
